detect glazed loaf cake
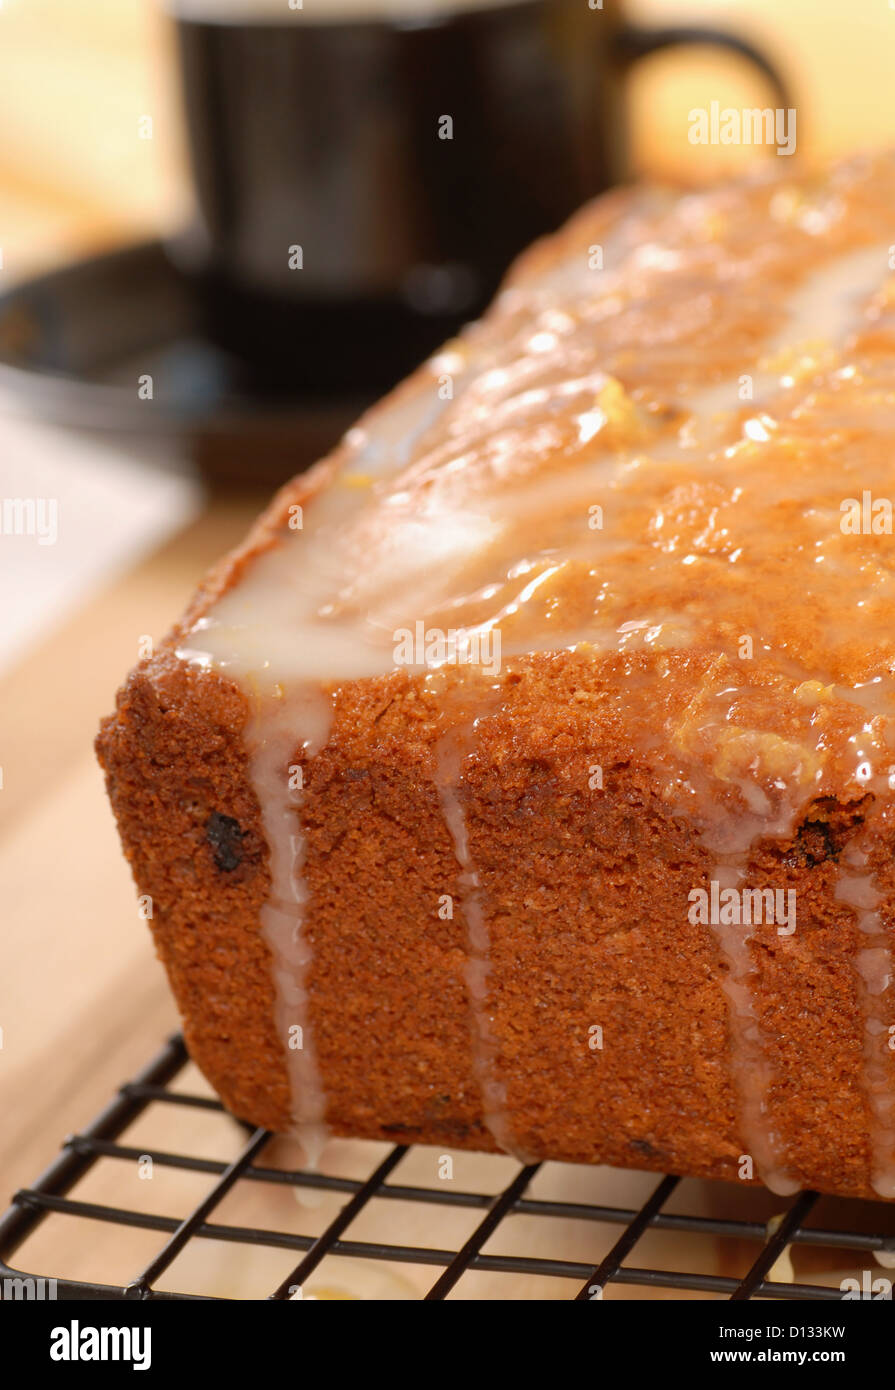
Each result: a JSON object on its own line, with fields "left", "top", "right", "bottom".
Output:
{"left": 99, "top": 152, "right": 895, "bottom": 1202}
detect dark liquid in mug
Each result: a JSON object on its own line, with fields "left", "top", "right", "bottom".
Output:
{"left": 168, "top": 3, "right": 787, "bottom": 401}
{"left": 171, "top": 0, "right": 616, "bottom": 393}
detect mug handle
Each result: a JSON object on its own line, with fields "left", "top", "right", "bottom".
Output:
{"left": 614, "top": 24, "right": 790, "bottom": 113}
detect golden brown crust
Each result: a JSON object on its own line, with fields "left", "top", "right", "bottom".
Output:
{"left": 98, "top": 642, "right": 892, "bottom": 1196}
{"left": 98, "top": 652, "right": 288, "bottom": 1128}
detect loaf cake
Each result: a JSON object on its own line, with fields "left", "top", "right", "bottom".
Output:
{"left": 98, "top": 152, "right": 895, "bottom": 1202}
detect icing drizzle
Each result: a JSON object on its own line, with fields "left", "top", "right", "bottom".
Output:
{"left": 245, "top": 688, "right": 334, "bottom": 1161}
{"left": 431, "top": 681, "right": 535, "bottom": 1161}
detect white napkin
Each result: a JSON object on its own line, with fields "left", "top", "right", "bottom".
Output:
{"left": 0, "top": 405, "right": 202, "bottom": 674}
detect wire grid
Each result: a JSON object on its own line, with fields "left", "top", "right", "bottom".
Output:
{"left": 1, "top": 1033, "right": 892, "bottom": 1301}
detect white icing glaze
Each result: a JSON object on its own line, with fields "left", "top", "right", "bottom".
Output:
{"left": 687, "top": 243, "right": 888, "bottom": 418}
{"left": 707, "top": 861, "right": 799, "bottom": 1196}
{"left": 179, "top": 241, "right": 891, "bottom": 690}
{"left": 836, "top": 842, "right": 895, "bottom": 1198}
{"left": 432, "top": 692, "right": 535, "bottom": 1160}
{"left": 248, "top": 688, "right": 335, "bottom": 1160}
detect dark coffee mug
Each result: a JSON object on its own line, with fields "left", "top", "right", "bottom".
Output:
{"left": 167, "top": 0, "right": 789, "bottom": 394}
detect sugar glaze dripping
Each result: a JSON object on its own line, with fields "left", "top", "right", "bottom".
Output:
{"left": 432, "top": 686, "right": 535, "bottom": 1162}
{"left": 835, "top": 821, "right": 895, "bottom": 1198}
{"left": 828, "top": 695, "right": 895, "bottom": 1198}
{"left": 247, "top": 687, "right": 335, "bottom": 1165}
{"left": 704, "top": 858, "right": 799, "bottom": 1196}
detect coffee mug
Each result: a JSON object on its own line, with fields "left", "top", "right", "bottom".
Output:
{"left": 167, "top": 0, "right": 789, "bottom": 394}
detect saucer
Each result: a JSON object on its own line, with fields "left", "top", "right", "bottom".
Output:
{"left": 0, "top": 241, "right": 373, "bottom": 487}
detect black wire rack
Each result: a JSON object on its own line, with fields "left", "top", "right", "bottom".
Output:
{"left": 2, "top": 1032, "right": 894, "bottom": 1301}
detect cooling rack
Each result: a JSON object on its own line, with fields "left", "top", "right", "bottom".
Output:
{"left": 1, "top": 1033, "right": 893, "bottom": 1301}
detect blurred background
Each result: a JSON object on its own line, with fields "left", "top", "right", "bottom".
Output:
{"left": 2, "top": 0, "right": 895, "bottom": 285}
{"left": 2, "top": 0, "right": 895, "bottom": 1296}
